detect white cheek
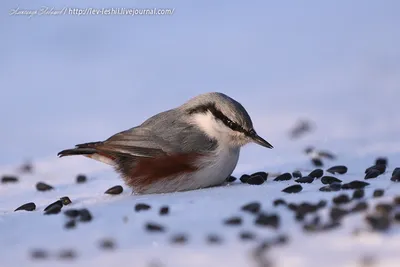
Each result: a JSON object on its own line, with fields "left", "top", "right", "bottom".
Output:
{"left": 191, "top": 112, "right": 231, "bottom": 142}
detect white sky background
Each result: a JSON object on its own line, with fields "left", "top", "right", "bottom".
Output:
{"left": 0, "top": 0, "right": 399, "bottom": 169}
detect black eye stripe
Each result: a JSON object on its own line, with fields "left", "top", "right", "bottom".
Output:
{"left": 188, "top": 103, "right": 251, "bottom": 135}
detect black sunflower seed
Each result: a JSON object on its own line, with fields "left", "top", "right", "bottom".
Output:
{"left": 207, "top": 234, "right": 222, "bottom": 244}
{"left": 365, "top": 214, "right": 391, "bottom": 231}
{"left": 297, "top": 202, "right": 318, "bottom": 214}
{"left": 99, "top": 239, "right": 116, "bottom": 250}
{"left": 145, "top": 222, "right": 165, "bottom": 232}
{"left": 31, "top": 249, "right": 48, "bottom": 259}
{"left": 330, "top": 207, "right": 348, "bottom": 221}
{"left": 319, "top": 182, "right": 342, "bottom": 192}
{"left": 391, "top": 175, "right": 400, "bottom": 182}
{"left": 241, "top": 202, "right": 261, "bottom": 214}
{"left": 287, "top": 203, "right": 298, "bottom": 211}
{"left": 171, "top": 234, "right": 188, "bottom": 244}
{"left": 274, "top": 173, "right": 292, "bottom": 181}
{"left": 159, "top": 206, "right": 169, "bottom": 215}
{"left": 78, "top": 209, "right": 93, "bottom": 222}
{"left": 365, "top": 164, "right": 386, "bottom": 175}
{"left": 394, "top": 196, "right": 400, "bottom": 205}
{"left": 135, "top": 203, "right": 151, "bottom": 212}
{"left": 44, "top": 201, "right": 63, "bottom": 215}
{"left": 375, "top": 203, "right": 393, "bottom": 214}
{"left": 317, "top": 200, "right": 327, "bottom": 209}
{"left": 254, "top": 213, "right": 280, "bottom": 228}
{"left": 282, "top": 184, "right": 302, "bottom": 193}
{"left": 247, "top": 175, "right": 265, "bottom": 185}
{"left": 1, "top": 175, "right": 18, "bottom": 184}
{"left": 64, "top": 220, "right": 76, "bottom": 229}
{"left": 394, "top": 213, "right": 400, "bottom": 222}
{"left": 352, "top": 189, "right": 365, "bottom": 199}
{"left": 76, "top": 174, "right": 87, "bottom": 184}
{"left": 273, "top": 199, "right": 286, "bottom": 207}
{"left": 342, "top": 180, "right": 370, "bottom": 189}
{"left": 295, "top": 176, "right": 314, "bottom": 183}
{"left": 308, "top": 169, "right": 323, "bottom": 178}
{"left": 365, "top": 169, "right": 381, "bottom": 179}
{"left": 36, "top": 182, "right": 53, "bottom": 191}
{"left": 312, "top": 158, "right": 323, "bottom": 167}
{"left": 295, "top": 212, "right": 305, "bottom": 221}
{"left": 224, "top": 216, "right": 242, "bottom": 226}
{"left": 64, "top": 209, "right": 80, "bottom": 218}
{"left": 251, "top": 171, "right": 268, "bottom": 181}
{"left": 373, "top": 189, "right": 384, "bottom": 198}
{"left": 239, "top": 231, "right": 255, "bottom": 241}
{"left": 60, "top": 197, "right": 72, "bottom": 205}
{"left": 58, "top": 249, "right": 76, "bottom": 260}
{"left": 225, "top": 176, "right": 237, "bottom": 183}
{"left": 375, "top": 157, "right": 387, "bottom": 166}
{"left": 321, "top": 176, "right": 342, "bottom": 184}
{"left": 105, "top": 185, "right": 123, "bottom": 195}
{"left": 240, "top": 174, "right": 250, "bottom": 183}
{"left": 326, "top": 165, "right": 348, "bottom": 175}
{"left": 292, "top": 170, "right": 302, "bottom": 178}
{"left": 392, "top": 168, "right": 400, "bottom": 177}
{"left": 351, "top": 202, "right": 368, "bottom": 213}
{"left": 333, "top": 194, "right": 351, "bottom": 205}
{"left": 322, "top": 221, "right": 341, "bottom": 231}
{"left": 15, "top": 202, "right": 36, "bottom": 212}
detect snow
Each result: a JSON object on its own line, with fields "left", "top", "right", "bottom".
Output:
{"left": 1, "top": 150, "right": 400, "bottom": 267}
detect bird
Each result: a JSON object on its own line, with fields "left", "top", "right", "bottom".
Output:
{"left": 58, "top": 92, "right": 273, "bottom": 194}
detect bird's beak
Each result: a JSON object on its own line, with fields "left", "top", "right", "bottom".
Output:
{"left": 251, "top": 133, "right": 274, "bottom": 149}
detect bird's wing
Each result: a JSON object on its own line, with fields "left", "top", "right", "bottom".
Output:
{"left": 84, "top": 109, "right": 217, "bottom": 158}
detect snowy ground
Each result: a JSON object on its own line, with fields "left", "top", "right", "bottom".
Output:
{"left": 1, "top": 147, "right": 399, "bottom": 267}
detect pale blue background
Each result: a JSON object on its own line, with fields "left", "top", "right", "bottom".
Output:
{"left": 1, "top": 0, "right": 400, "bottom": 168}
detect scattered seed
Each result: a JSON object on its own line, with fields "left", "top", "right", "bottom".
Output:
{"left": 36, "top": 182, "right": 53, "bottom": 192}
{"left": 365, "top": 169, "right": 380, "bottom": 179}
{"left": 317, "top": 200, "right": 327, "bottom": 209}
{"left": 312, "top": 158, "right": 323, "bottom": 167}
{"left": 320, "top": 182, "right": 342, "bottom": 192}
{"left": 292, "top": 170, "right": 302, "bottom": 178}
{"left": 207, "top": 234, "right": 222, "bottom": 244}
{"left": 394, "top": 196, "right": 400, "bottom": 205}
{"left": 240, "top": 174, "right": 250, "bottom": 183}
{"left": 64, "top": 220, "right": 76, "bottom": 229}
{"left": 274, "top": 173, "right": 292, "bottom": 181}
{"left": 282, "top": 184, "right": 302, "bottom": 193}
{"left": 394, "top": 213, "right": 400, "bottom": 222}
{"left": 365, "top": 164, "right": 386, "bottom": 175}
{"left": 391, "top": 175, "right": 400, "bottom": 182}
{"left": 351, "top": 202, "right": 368, "bottom": 213}
{"left": 326, "top": 165, "right": 348, "bottom": 175}
{"left": 15, "top": 202, "right": 36, "bottom": 212}
{"left": 159, "top": 206, "right": 169, "bottom": 215}
{"left": 44, "top": 200, "right": 63, "bottom": 212}
{"left": 60, "top": 197, "right": 72, "bottom": 205}
{"left": 76, "top": 174, "right": 87, "bottom": 184}
{"left": 239, "top": 231, "right": 255, "bottom": 241}
{"left": 365, "top": 214, "right": 390, "bottom": 231}
{"left": 64, "top": 209, "right": 80, "bottom": 218}
{"left": 30, "top": 249, "right": 48, "bottom": 260}
{"left": 373, "top": 189, "right": 384, "bottom": 198}
{"left": 145, "top": 222, "right": 165, "bottom": 232}
{"left": 171, "top": 234, "right": 188, "bottom": 244}
{"left": 287, "top": 203, "right": 298, "bottom": 211}
{"left": 99, "top": 239, "right": 116, "bottom": 250}
{"left": 1, "top": 175, "right": 18, "bottom": 184}
{"left": 241, "top": 202, "right": 261, "bottom": 214}
{"left": 247, "top": 175, "right": 265, "bottom": 185}
{"left": 254, "top": 213, "right": 280, "bottom": 228}
{"left": 297, "top": 202, "right": 318, "bottom": 214}
{"left": 295, "top": 176, "right": 314, "bottom": 183}
{"left": 273, "top": 199, "right": 286, "bottom": 207}
{"left": 352, "top": 189, "right": 365, "bottom": 199}
{"left": 321, "top": 176, "right": 342, "bottom": 184}
{"left": 58, "top": 249, "right": 76, "bottom": 260}
{"left": 251, "top": 171, "right": 268, "bottom": 181}
{"left": 135, "top": 203, "right": 151, "bottom": 212}
{"left": 342, "top": 180, "right": 370, "bottom": 189}
{"left": 224, "top": 216, "right": 242, "bottom": 226}
{"left": 295, "top": 212, "right": 305, "bottom": 221}
{"left": 392, "top": 168, "right": 400, "bottom": 177}
{"left": 308, "top": 169, "right": 323, "bottom": 178}
{"left": 375, "top": 157, "right": 387, "bottom": 166}
{"left": 105, "top": 185, "right": 123, "bottom": 195}
{"left": 375, "top": 203, "right": 393, "bottom": 214}
{"left": 226, "top": 176, "right": 237, "bottom": 183}
{"left": 322, "top": 221, "right": 341, "bottom": 231}
{"left": 333, "top": 194, "right": 351, "bottom": 205}
{"left": 330, "top": 207, "right": 348, "bottom": 221}
{"left": 44, "top": 201, "right": 63, "bottom": 215}
{"left": 79, "top": 209, "right": 93, "bottom": 222}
